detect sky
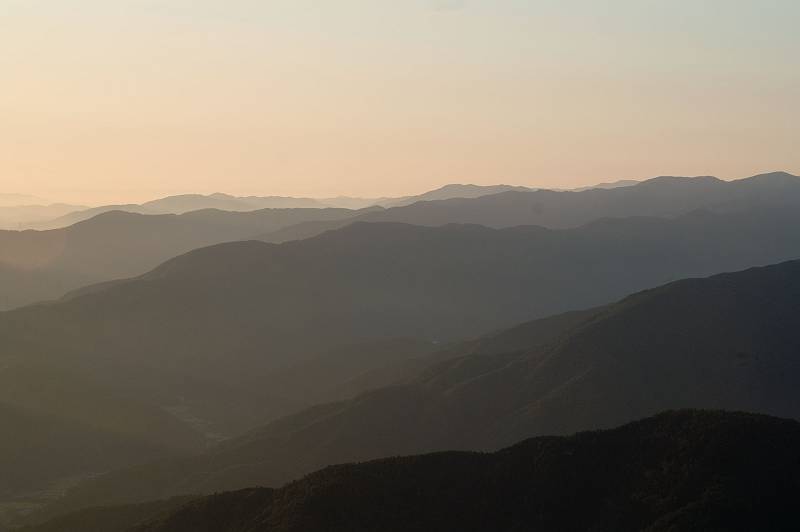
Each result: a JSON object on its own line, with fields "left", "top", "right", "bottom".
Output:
{"left": 1, "top": 0, "right": 799, "bottom": 204}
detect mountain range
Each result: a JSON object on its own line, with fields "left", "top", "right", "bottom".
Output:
{"left": 23, "top": 257, "right": 800, "bottom": 522}
{"left": 4, "top": 207, "right": 800, "bottom": 435}
{"left": 259, "top": 171, "right": 800, "bottom": 242}
{"left": 1, "top": 178, "right": 640, "bottom": 231}
{"left": 3, "top": 172, "right": 800, "bottom": 528}
{"left": 21, "top": 410, "right": 800, "bottom": 532}
{"left": 31, "top": 195, "right": 329, "bottom": 230}
{"left": 0, "top": 207, "right": 366, "bottom": 310}
{"left": 0, "top": 204, "right": 88, "bottom": 231}
{"left": 1, "top": 172, "right": 797, "bottom": 311}
{"left": 22, "top": 184, "right": 537, "bottom": 230}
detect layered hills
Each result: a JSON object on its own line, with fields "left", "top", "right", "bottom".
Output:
{"left": 26, "top": 184, "right": 534, "bottom": 230}
{"left": 0, "top": 207, "right": 362, "bottom": 309}
{"left": 130, "top": 410, "right": 800, "bottom": 532}
{"left": 5, "top": 208, "right": 800, "bottom": 437}
{"left": 4, "top": 172, "right": 797, "bottom": 310}
{"left": 22, "top": 410, "right": 800, "bottom": 532}
{"left": 261, "top": 171, "right": 800, "bottom": 242}
{"left": 4, "top": 172, "right": 800, "bottom": 524}
{"left": 33, "top": 258, "right": 800, "bottom": 517}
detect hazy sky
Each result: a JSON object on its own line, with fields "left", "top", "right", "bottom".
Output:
{"left": 2, "top": 0, "right": 799, "bottom": 204}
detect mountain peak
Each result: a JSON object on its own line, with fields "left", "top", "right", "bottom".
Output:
{"left": 637, "top": 175, "right": 722, "bottom": 187}
{"left": 741, "top": 171, "right": 799, "bottom": 184}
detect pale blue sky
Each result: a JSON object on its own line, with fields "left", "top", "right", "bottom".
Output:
{"left": 1, "top": 1, "right": 798, "bottom": 202}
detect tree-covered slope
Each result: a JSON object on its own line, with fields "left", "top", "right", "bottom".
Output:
{"left": 26, "top": 411, "right": 800, "bottom": 532}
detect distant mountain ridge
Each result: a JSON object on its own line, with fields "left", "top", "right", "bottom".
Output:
{"left": 3, "top": 171, "right": 796, "bottom": 310}
{"left": 260, "top": 171, "right": 800, "bottom": 242}
{"left": 573, "top": 178, "right": 640, "bottom": 191}
{"left": 32, "top": 195, "right": 330, "bottom": 230}
{"left": 8, "top": 172, "right": 796, "bottom": 232}
{"left": 0, "top": 203, "right": 88, "bottom": 230}
{"left": 0, "top": 207, "right": 364, "bottom": 309}
{"left": 0, "top": 183, "right": 551, "bottom": 307}
{"left": 28, "top": 184, "right": 540, "bottom": 230}
{"left": 377, "top": 183, "right": 535, "bottom": 207}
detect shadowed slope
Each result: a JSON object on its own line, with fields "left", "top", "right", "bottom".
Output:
{"left": 135, "top": 411, "right": 800, "bottom": 532}
{"left": 26, "top": 411, "right": 800, "bottom": 532}
{"left": 0, "top": 402, "right": 186, "bottom": 531}
{"left": 3, "top": 207, "right": 800, "bottom": 441}
{"left": 41, "top": 259, "right": 800, "bottom": 515}
{"left": 13, "top": 498, "right": 195, "bottom": 532}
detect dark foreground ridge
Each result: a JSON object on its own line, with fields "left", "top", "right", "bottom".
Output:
{"left": 23, "top": 410, "right": 800, "bottom": 532}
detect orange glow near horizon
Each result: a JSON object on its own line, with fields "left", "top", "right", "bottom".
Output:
{"left": 1, "top": 1, "right": 798, "bottom": 205}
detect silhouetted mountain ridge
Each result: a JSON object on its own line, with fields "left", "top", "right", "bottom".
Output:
{"left": 0, "top": 206, "right": 362, "bottom": 309}
{"left": 23, "top": 411, "right": 800, "bottom": 532}
{"left": 4, "top": 171, "right": 797, "bottom": 310}
{"left": 261, "top": 171, "right": 800, "bottom": 242}
{"left": 29, "top": 184, "right": 537, "bottom": 229}
{"left": 0, "top": 203, "right": 88, "bottom": 230}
